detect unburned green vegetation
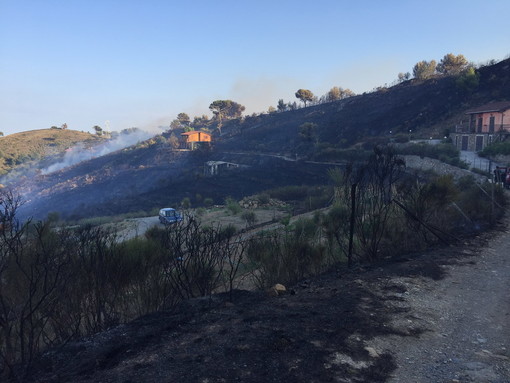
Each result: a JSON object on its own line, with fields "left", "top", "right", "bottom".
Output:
{"left": 479, "top": 141, "right": 510, "bottom": 157}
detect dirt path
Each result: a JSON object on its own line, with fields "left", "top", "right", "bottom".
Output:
{"left": 116, "top": 216, "right": 160, "bottom": 241}
{"left": 374, "top": 219, "right": 510, "bottom": 382}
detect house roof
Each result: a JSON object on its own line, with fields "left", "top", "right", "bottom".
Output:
{"left": 465, "top": 101, "right": 510, "bottom": 114}
{"left": 181, "top": 130, "right": 210, "bottom": 136}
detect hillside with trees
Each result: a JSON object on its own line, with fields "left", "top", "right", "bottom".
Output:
{"left": 1, "top": 55, "right": 510, "bottom": 382}
{"left": 5, "top": 56, "right": 509, "bottom": 221}
{"left": 165, "top": 55, "right": 509, "bottom": 163}
{"left": 0, "top": 128, "right": 102, "bottom": 176}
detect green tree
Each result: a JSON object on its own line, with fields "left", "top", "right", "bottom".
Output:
{"left": 436, "top": 53, "right": 469, "bottom": 75}
{"left": 209, "top": 100, "right": 245, "bottom": 120}
{"left": 228, "top": 101, "right": 245, "bottom": 119}
{"left": 299, "top": 122, "right": 318, "bottom": 142}
{"left": 93, "top": 125, "right": 103, "bottom": 136}
{"left": 277, "top": 99, "right": 287, "bottom": 112}
{"left": 455, "top": 67, "right": 479, "bottom": 93}
{"left": 295, "top": 89, "right": 314, "bottom": 107}
{"left": 192, "top": 114, "right": 209, "bottom": 129}
{"left": 170, "top": 119, "right": 181, "bottom": 130}
{"left": 209, "top": 100, "right": 246, "bottom": 132}
{"left": 177, "top": 112, "right": 190, "bottom": 126}
{"left": 412, "top": 60, "right": 437, "bottom": 80}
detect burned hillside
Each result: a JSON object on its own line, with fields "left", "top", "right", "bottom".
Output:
{"left": 10, "top": 58, "right": 510, "bottom": 220}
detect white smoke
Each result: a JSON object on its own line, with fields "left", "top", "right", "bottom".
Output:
{"left": 41, "top": 129, "right": 154, "bottom": 175}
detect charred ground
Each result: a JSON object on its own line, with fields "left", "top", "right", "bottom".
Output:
{"left": 24, "top": 228, "right": 494, "bottom": 383}
{"left": 10, "top": 58, "right": 510, "bottom": 220}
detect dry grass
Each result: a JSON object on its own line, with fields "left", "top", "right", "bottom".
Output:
{"left": 0, "top": 128, "right": 102, "bottom": 175}
{"left": 194, "top": 206, "right": 288, "bottom": 230}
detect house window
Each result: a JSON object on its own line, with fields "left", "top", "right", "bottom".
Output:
{"left": 489, "top": 116, "right": 495, "bottom": 133}
{"left": 477, "top": 117, "right": 483, "bottom": 133}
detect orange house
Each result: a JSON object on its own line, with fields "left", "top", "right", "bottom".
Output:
{"left": 452, "top": 101, "right": 510, "bottom": 151}
{"left": 180, "top": 131, "right": 212, "bottom": 150}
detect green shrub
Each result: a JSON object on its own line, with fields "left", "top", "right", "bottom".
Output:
{"left": 225, "top": 197, "right": 241, "bottom": 215}
{"left": 479, "top": 142, "right": 510, "bottom": 157}
{"left": 195, "top": 207, "right": 206, "bottom": 216}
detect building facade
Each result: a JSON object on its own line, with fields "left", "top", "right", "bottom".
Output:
{"left": 450, "top": 101, "right": 510, "bottom": 152}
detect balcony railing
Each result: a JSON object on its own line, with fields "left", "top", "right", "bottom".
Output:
{"left": 454, "top": 124, "right": 510, "bottom": 133}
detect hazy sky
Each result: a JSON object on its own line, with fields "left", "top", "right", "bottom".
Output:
{"left": 1, "top": 0, "right": 509, "bottom": 136}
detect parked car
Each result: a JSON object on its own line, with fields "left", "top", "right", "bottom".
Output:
{"left": 159, "top": 208, "right": 183, "bottom": 225}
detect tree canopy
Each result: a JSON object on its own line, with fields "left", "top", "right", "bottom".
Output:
{"left": 209, "top": 100, "right": 246, "bottom": 121}
{"left": 436, "top": 53, "right": 469, "bottom": 75}
{"left": 92, "top": 125, "right": 103, "bottom": 136}
{"left": 327, "top": 87, "right": 355, "bottom": 101}
{"left": 299, "top": 122, "right": 318, "bottom": 142}
{"left": 277, "top": 99, "right": 287, "bottom": 112}
{"left": 412, "top": 60, "right": 437, "bottom": 80}
{"left": 177, "top": 112, "right": 191, "bottom": 125}
{"left": 397, "top": 72, "right": 411, "bottom": 83}
{"left": 455, "top": 67, "right": 479, "bottom": 92}
{"left": 295, "top": 89, "right": 314, "bottom": 107}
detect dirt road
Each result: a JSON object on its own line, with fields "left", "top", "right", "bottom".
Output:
{"left": 116, "top": 216, "right": 160, "bottom": 241}
{"left": 374, "top": 218, "right": 510, "bottom": 382}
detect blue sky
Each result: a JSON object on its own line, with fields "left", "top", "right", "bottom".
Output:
{"left": 1, "top": 0, "right": 509, "bottom": 136}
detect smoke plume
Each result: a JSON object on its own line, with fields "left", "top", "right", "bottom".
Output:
{"left": 41, "top": 129, "right": 154, "bottom": 174}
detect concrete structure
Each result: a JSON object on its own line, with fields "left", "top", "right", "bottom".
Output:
{"left": 204, "top": 161, "right": 239, "bottom": 176}
{"left": 451, "top": 102, "right": 510, "bottom": 152}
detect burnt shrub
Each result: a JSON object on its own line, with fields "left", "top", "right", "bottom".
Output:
{"left": 454, "top": 176, "right": 506, "bottom": 228}
{"left": 241, "top": 211, "right": 257, "bottom": 227}
{"left": 247, "top": 218, "right": 327, "bottom": 288}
